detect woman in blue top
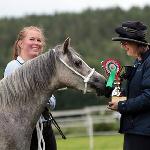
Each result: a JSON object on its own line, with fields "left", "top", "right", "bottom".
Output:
{"left": 4, "top": 26, "right": 56, "bottom": 150}
{"left": 108, "top": 21, "right": 150, "bottom": 150}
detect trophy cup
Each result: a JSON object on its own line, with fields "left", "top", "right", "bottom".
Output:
{"left": 101, "top": 58, "right": 126, "bottom": 102}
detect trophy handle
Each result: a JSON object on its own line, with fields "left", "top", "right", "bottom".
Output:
{"left": 112, "top": 80, "right": 121, "bottom": 96}
{"left": 111, "top": 80, "right": 127, "bottom": 102}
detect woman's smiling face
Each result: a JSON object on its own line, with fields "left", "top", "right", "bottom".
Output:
{"left": 19, "top": 29, "right": 44, "bottom": 60}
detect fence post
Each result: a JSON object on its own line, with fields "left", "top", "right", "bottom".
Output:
{"left": 85, "top": 108, "right": 94, "bottom": 150}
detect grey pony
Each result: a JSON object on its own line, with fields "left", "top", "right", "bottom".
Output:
{"left": 0, "top": 38, "right": 106, "bottom": 150}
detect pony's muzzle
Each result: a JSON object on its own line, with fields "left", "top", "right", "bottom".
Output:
{"left": 89, "top": 76, "right": 106, "bottom": 96}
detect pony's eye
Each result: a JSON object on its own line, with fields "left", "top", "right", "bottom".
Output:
{"left": 74, "top": 60, "right": 82, "bottom": 68}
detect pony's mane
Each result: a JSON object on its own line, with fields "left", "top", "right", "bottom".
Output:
{"left": 0, "top": 50, "right": 56, "bottom": 107}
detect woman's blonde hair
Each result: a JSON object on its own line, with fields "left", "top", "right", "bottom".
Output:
{"left": 13, "top": 26, "right": 46, "bottom": 59}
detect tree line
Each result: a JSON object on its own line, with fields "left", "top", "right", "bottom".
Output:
{"left": 0, "top": 6, "right": 150, "bottom": 110}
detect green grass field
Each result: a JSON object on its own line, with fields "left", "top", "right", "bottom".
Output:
{"left": 57, "top": 134, "right": 123, "bottom": 150}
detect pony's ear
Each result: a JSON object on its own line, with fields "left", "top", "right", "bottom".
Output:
{"left": 63, "top": 37, "right": 70, "bottom": 54}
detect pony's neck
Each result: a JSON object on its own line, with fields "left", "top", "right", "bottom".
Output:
{"left": 25, "top": 50, "right": 57, "bottom": 91}
{"left": 1, "top": 50, "right": 57, "bottom": 108}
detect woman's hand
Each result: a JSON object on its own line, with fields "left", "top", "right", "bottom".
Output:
{"left": 107, "top": 101, "right": 118, "bottom": 111}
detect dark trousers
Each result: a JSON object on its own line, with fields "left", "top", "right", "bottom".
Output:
{"left": 30, "top": 122, "right": 57, "bottom": 150}
{"left": 123, "top": 133, "right": 150, "bottom": 150}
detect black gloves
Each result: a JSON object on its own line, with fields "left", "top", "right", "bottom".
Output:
{"left": 104, "top": 86, "right": 114, "bottom": 98}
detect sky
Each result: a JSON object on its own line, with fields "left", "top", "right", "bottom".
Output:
{"left": 1, "top": 0, "right": 150, "bottom": 18}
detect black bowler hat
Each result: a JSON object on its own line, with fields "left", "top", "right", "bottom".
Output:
{"left": 112, "top": 21, "right": 150, "bottom": 45}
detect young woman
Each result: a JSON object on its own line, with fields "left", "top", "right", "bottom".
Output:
{"left": 4, "top": 26, "right": 57, "bottom": 150}
{"left": 108, "top": 21, "right": 150, "bottom": 150}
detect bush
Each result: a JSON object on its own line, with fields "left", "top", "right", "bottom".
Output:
{"left": 94, "top": 122, "right": 119, "bottom": 131}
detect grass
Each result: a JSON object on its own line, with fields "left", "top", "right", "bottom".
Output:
{"left": 57, "top": 134, "right": 123, "bottom": 150}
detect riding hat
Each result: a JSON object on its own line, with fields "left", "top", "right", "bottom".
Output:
{"left": 112, "top": 21, "right": 150, "bottom": 45}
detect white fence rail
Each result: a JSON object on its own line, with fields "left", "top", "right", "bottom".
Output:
{"left": 52, "top": 105, "right": 120, "bottom": 150}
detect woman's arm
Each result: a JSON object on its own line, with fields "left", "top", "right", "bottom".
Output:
{"left": 47, "top": 95, "right": 56, "bottom": 110}
{"left": 118, "top": 62, "right": 150, "bottom": 114}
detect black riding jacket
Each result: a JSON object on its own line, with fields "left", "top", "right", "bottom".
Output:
{"left": 118, "top": 50, "right": 150, "bottom": 136}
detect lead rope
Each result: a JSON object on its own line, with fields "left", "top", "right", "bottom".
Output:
{"left": 36, "top": 116, "right": 45, "bottom": 150}
{"left": 49, "top": 112, "right": 66, "bottom": 139}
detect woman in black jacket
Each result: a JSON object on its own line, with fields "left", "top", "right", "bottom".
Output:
{"left": 108, "top": 21, "right": 150, "bottom": 150}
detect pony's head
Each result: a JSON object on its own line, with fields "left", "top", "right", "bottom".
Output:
{"left": 54, "top": 38, "right": 106, "bottom": 96}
